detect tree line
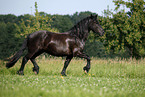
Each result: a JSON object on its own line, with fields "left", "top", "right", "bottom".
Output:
{"left": 0, "top": 0, "right": 144, "bottom": 59}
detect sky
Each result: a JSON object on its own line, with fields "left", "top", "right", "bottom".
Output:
{"left": 0, "top": 0, "right": 129, "bottom": 16}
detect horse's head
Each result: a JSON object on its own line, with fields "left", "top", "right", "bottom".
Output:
{"left": 89, "top": 14, "right": 105, "bottom": 36}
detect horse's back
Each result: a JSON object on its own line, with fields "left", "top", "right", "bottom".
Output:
{"left": 27, "top": 31, "right": 50, "bottom": 50}
{"left": 43, "top": 32, "right": 74, "bottom": 56}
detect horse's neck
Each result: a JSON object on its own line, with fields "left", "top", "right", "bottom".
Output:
{"left": 68, "top": 28, "right": 89, "bottom": 42}
{"left": 69, "top": 26, "right": 89, "bottom": 41}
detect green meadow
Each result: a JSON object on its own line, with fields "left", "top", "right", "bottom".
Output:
{"left": 0, "top": 57, "right": 145, "bottom": 97}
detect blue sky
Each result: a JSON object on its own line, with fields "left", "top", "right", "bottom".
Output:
{"left": 0, "top": 0, "right": 129, "bottom": 16}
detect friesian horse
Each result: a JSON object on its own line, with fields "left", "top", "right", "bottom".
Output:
{"left": 6, "top": 14, "right": 105, "bottom": 76}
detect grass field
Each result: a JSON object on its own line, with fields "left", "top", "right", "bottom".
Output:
{"left": 0, "top": 57, "right": 145, "bottom": 97}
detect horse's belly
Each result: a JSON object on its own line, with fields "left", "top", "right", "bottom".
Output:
{"left": 45, "top": 43, "right": 72, "bottom": 56}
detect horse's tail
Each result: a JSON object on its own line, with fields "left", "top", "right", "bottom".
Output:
{"left": 6, "top": 38, "right": 28, "bottom": 68}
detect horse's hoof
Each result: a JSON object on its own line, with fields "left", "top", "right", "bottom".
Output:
{"left": 83, "top": 67, "right": 90, "bottom": 74}
{"left": 61, "top": 72, "right": 67, "bottom": 76}
{"left": 34, "top": 71, "right": 37, "bottom": 75}
{"left": 84, "top": 70, "right": 88, "bottom": 74}
{"left": 32, "top": 67, "right": 39, "bottom": 75}
{"left": 17, "top": 71, "right": 24, "bottom": 75}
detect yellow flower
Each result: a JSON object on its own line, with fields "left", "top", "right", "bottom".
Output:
{"left": 61, "top": 76, "right": 64, "bottom": 79}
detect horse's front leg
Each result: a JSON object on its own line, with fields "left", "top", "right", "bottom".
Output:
{"left": 76, "top": 52, "right": 91, "bottom": 74}
{"left": 61, "top": 56, "right": 73, "bottom": 76}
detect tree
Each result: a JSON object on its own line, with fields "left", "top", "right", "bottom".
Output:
{"left": 16, "top": 2, "right": 58, "bottom": 38}
{"left": 0, "top": 14, "right": 17, "bottom": 23}
{"left": 1, "top": 2, "right": 58, "bottom": 59}
{"left": 0, "top": 22, "right": 20, "bottom": 59}
{"left": 101, "top": 0, "right": 145, "bottom": 58}
{"left": 51, "top": 15, "right": 73, "bottom": 32}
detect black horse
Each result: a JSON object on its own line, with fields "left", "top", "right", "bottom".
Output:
{"left": 6, "top": 14, "right": 105, "bottom": 76}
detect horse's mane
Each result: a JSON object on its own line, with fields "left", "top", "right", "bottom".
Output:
{"left": 69, "top": 16, "right": 90, "bottom": 39}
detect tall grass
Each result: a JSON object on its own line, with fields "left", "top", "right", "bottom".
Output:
{"left": 0, "top": 57, "right": 145, "bottom": 97}
{"left": 1, "top": 57, "right": 144, "bottom": 78}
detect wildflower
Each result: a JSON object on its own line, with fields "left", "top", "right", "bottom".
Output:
{"left": 61, "top": 76, "right": 64, "bottom": 79}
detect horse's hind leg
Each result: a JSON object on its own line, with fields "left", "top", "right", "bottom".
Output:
{"left": 30, "top": 51, "right": 44, "bottom": 75}
{"left": 17, "top": 49, "right": 40, "bottom": 75}
{"left": 17, "top": 53, "right": 32, "bottom": 75}
{"left": 30, "top": 59, "right": 39, "bottom": 75}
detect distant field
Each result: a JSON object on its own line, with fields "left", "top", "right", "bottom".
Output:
{"left": 0, "top": 57, "right": 145, "bottom": 97}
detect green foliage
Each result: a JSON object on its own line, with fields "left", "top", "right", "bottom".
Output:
{"left": 84, "top": 32, "right": 106, "bottom": 57}
{"left": 51, "top": 15, "right": 73, "bottom": 32}
{"left": 0, "top": 14, "right": 18, "bottom": 23}
{"left": 0, "top": 2, "right": 58, "bottom": 59}
{"left": 101, "top": 0, "right": 145, "bottom": 58}
{"left": 16, "top": 2, "right": 58, "bottom": 38}
{"left": 0, "top": 22, "right": 21, "bottom": 59}
{"left": 84, "top": 40, "right": 106, "bottom": 57}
